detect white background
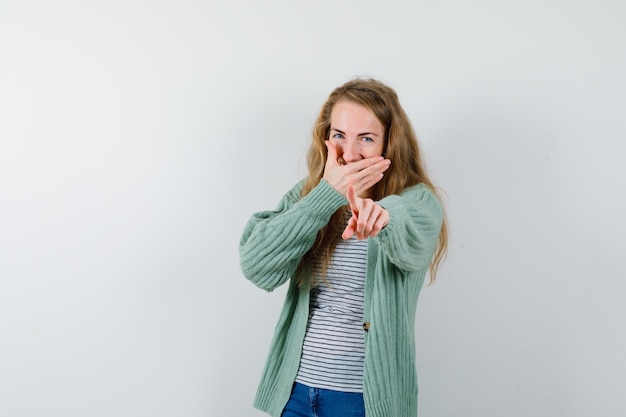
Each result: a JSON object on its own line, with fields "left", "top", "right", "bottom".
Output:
{"left": 1, "top": 1, "right": 625, "bottom": 416}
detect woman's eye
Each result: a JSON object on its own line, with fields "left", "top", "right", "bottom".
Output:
{"left": 361, "top": 136, "right": 374, "bottom": 142}
{"left": 332, "top": 133, "right": 344, "bottom": 139}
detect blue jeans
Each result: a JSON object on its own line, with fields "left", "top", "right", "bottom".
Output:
{"left": 281, "top": 382, "right": 365, "bottom": 417}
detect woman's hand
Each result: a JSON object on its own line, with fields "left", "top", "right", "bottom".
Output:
{"left": 323, "top": 141, "right": 390, "bottom": 197}
{"left": 342, "top": 185, "right": 389, "bottom": 240}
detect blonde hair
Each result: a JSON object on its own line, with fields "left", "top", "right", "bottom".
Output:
{"left": 299, "top": 77, "right": 448, "bottom": 285}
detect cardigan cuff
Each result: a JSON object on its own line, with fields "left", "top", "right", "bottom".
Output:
{"left": 298, "top": 179, "right": 347, "bottom": 217}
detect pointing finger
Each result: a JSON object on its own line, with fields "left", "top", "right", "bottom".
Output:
{"left": 346, "top": 185, "right": 359, "bottom": 213}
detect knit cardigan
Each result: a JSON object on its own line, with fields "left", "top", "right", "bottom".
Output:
{"left": 239, "top": 179, "right": 443, "bottom": 417}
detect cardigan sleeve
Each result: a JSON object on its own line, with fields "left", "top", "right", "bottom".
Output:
{"left": 239, "top": 180, "right": 347, "bottom": 292}
{"left": 375, "top": 184, "right": 444, "bottom": 273}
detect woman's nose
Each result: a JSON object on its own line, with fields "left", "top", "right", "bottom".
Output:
{"left": 342, "top": 140, "right": 361, "bottom": 163}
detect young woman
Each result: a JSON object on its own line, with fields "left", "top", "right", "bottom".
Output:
{"left": 239, "top": 78, "right": 448, "bottom": 417}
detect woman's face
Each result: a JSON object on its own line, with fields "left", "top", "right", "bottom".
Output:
{"left": 329, "top": 100, "right": 385, "bottom": 164}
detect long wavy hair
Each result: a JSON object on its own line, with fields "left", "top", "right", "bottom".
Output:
{"left": 299, "top": 77, "right": 448, "bottom": 286}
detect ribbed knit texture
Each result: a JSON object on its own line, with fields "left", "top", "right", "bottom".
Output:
{"left": 239, "top": 179, "right": 443, "bottom": 417}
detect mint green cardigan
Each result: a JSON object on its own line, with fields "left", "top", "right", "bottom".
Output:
{"left": 239, "top": 179, "right": 443, "bottom": 417}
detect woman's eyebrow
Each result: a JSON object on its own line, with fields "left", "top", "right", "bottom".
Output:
{"left": 331, "top": 128, "right": 379, "bottom": 137}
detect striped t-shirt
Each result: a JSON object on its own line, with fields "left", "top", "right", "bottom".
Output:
{"left": 295, "top": 234, "right": 368, "bottom": 392}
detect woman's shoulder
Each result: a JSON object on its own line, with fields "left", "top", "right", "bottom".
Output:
{"left": 400, "top": 182, "right": 439, "bottom": 200}
{"left": 383, "top": 182, "right": 444, "bottom": 216}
